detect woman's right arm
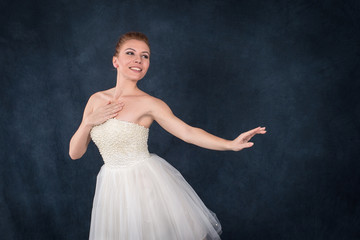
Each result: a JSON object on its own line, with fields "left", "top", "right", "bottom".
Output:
{"left": 68, "top": 94, "right": 96, "bottom": 160}
{"left": 68, "top": 94, "right": 124, "bottom": 160}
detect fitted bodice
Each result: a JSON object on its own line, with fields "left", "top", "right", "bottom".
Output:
{"left": 90, "top": 118, "right": 150, "bottom": 168}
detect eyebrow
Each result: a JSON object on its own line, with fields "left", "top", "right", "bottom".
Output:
{"left": 124, "top": 48, "right": 150, "bottom": 55}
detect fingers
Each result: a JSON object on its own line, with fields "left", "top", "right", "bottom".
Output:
{"left": 251, "top": 126, "right": 266, "bottom": 133}
{"left": 258, "top": 126, "right": 267, "bottom": 133}
{"left": 232, "top": 126, "right": 267, "bottom": 151}
{"left": 244, "top": 142, "right": 254, "bottom": 148}
{"left": 233, "top": 142, "right": 254, "bottom": 151}
{"left": 104, "top": 101, "right": 124, "bottom": 111}
{"left": 106, "top": 103, "right": 124, "bottom": 115}
{"left": 246, "top": 127, "right": 267, "bottom": 137}
{"left": 106, "top": 107, "right": 123, "bottom": 119}
{"left": 235, "top": 126, "right": 267, "bottom": 143}
{"left": 110, "top": 112, "right": 119, "bottom": 119}
{"left": 243, "top": 128, "right": 261, "bottom": 138}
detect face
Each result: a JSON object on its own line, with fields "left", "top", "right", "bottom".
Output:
{"left": 113, "top": 39, "right": 150, "bottom": 81}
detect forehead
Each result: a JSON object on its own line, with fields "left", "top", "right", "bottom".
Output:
{"left": 120, "top": 39, "right": 150, "bottom": 52}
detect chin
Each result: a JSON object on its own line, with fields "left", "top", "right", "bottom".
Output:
{"left": 123, "top": 73, "right": 146, "bottom": 81}
{"left": 131, "top": 75, "right": 145, "bottom": 81}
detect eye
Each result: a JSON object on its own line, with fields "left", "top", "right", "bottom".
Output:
{"left": 142, "top": 55, "right": 149, "bottom": 59}
{"left": 125, "top": 51, "right": 134, "bottom": 55}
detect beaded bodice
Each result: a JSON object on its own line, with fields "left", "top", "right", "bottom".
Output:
{"left": 90, "top": 118, "right": 150, "bottom": 168}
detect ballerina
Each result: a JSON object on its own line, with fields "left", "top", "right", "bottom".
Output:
{"left": 69, "top": 32, "right": 266, "bottom": 240}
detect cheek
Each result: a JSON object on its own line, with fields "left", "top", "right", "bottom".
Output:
{"left": 144, "top": 61, "right": 150, "bottom": 69}
{"left": 119, "top": 58, "right": 131, "bottom": 68}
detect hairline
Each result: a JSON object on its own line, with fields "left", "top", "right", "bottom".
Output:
{"left": 124, "top": 47, "right": 150, "bottom": 55}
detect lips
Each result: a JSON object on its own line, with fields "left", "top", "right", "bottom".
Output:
{"left": 129, "top": 66, "right": 142, "bottom": 72}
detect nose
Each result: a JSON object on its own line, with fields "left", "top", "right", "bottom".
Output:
{"left": 134, "top": 56, "right": 142, "bottom": 64}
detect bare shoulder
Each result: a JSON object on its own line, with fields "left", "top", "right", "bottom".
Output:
{"left": 92, "top": 88, "right": 113, "bottom": 100}
{"left": 88, "top": 89, "right": 114, "bottom": 107}
{"left": 141, "top": 94, "right": 169, "bottom": 110}
{"left": 138, "top": 95, "right": 173, "bottom": 119}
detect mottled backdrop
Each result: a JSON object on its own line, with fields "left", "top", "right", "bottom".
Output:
{"left": 1, "top": 0, "right": 359, "bottom": 239}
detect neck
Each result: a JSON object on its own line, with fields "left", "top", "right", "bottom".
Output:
{"left": 113, "top": 72, "right": 139, "bottom": 99}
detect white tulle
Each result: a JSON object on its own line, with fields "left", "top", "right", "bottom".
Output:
{"left": 89, "top": 118, "right": 222, "bottom": 240}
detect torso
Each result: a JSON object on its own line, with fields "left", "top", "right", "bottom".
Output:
{"left": 91, "top": 88, "right": 155, "bottom": 128}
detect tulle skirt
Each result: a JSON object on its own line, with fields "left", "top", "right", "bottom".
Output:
{"left": 89, "top": 153, "right": 222, "bottom": 240}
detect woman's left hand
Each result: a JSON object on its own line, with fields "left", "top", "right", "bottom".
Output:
{"left": 229, "top": 127, "right": 267, "bottom": 151}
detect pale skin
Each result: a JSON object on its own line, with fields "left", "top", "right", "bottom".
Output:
{"left": 69, "top": 39, "right": 267, "bottom": 160}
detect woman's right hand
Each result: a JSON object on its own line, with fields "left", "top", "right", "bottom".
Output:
{"left": 84, "top": 100, "right": 124, "bottom": 127}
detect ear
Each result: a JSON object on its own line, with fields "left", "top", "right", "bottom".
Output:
{"left": 112, "top": 56, "right": 119, "bottom": 68}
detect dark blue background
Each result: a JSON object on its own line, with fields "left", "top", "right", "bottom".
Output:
{"left": 1, "top": 0, "right": 359, "bottom": 239}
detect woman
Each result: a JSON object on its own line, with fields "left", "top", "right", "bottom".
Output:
{"left": 69, "top": 32, "right": 266, "bottom": 240}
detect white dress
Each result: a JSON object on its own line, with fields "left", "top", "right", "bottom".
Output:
{"left": 89, "top": 118, "right": 222, "bottom": 240}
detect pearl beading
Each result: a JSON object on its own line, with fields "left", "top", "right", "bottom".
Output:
{"left": 90, "top": 118, "right": 150, "bottom": 168}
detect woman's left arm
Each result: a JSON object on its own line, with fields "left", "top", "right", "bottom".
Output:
{"left": 149, "top": 98, "right": 266, "bottom": 151}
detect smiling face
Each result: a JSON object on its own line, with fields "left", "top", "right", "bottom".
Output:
{"left": 113, "top": 39, "right": 150, "bottom": 81}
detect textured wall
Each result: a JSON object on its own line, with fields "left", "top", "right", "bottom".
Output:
{"left": 1, "top": 0, "right": 359, "bottom": 239}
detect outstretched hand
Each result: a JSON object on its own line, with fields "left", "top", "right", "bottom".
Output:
{"left": 229, "top": 126, "right": 267, "bottom": 151}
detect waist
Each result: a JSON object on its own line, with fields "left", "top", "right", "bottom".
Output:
{"left": 101, "top": 152, "right": 150, "bottom": 168}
